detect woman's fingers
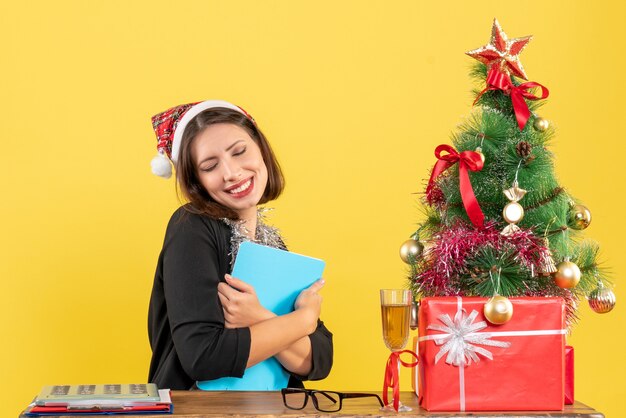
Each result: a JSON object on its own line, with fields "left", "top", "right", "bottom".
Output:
{"left": 223, "top": 313, "right": 235, "bottom": 329}
{"left": 218, "top": 275, "right": 271, "bottom": 328}
{"left": 217, "top": 282, "right": 228, "bottom": 297}
{"left": 220, "top": 297, "right": 236, "bottom": 328}
{"left": 225, "top": 274, "right": 254, "bottom": 293}
{"left": 217, "top": 281, "right": 238, "bottom": 300}
{"left": 307, "top": 278, "right": 325, "bottom": 293}
{"left": 217, "top": 291, "right": 230, "bottom": 311}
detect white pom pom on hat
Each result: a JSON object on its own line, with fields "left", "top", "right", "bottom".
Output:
{"left": 149, "top": 100, "right": 252, "bottom": 178}
{"left": 150, "top": 152, "right": 173, "bottom": 179}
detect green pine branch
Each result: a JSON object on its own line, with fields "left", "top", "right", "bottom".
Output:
{"left": 461, "top": 246, "right": 528, "bottom": 296}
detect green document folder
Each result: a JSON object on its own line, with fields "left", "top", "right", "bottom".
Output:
{"left": 197, "top": 241, "right": 325, "bottom": 391}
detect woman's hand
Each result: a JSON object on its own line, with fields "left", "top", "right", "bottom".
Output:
{"left": 217, "top": 274, "right": 275, "bottom": 329}
{"left": 294, "top": 279, "right": 325, "bottom": 334}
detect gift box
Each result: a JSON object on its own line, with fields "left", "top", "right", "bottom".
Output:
{"left": 414, "top": 297, "right": 565, "bottom": 411}
{"left": 565, "top": 345, "right": 574, "bottom": 405}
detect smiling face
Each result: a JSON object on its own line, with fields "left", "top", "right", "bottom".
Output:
{"left": 192, "top": 123, "right": 268, "bottom": 221}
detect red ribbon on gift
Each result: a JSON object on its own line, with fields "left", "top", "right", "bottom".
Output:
{"left": 382, "top": 350, "right": 419, "bottom": 412}
{"left": 474, "top": 67, "right": 549, "bottom": 131}
{"left": 426, "top": 145, "right": 485, "bottom": 228}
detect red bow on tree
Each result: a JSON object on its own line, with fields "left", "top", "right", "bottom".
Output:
{"left": 475, "top": 67, "right": 549, "bottom": 131}
{"left": 426, "top": 144, "right": 485, "bottom": 228}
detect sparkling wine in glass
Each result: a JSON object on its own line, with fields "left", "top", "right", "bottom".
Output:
{"left": 380, "top": 289, "right": 412, "bottom": 412}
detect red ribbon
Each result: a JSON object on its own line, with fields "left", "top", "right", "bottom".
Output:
{"left": 426, "top": 144, "right": 485, "bottom": 228}
{"left": 474, "top": 67, "right": 549, "bottom": 131}
{"left": 382, "top": 350, "right": 419, "bottom": 412}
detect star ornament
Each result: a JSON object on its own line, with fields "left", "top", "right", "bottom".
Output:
{"left": 466, "top": 18, "right": 533, "bottom": 80}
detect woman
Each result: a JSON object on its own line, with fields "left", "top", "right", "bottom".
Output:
{"left": 147, "top": 100, "right": 333, "bottom": 390}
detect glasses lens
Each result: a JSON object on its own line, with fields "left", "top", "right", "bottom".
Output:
{"left": 312, "top": 391, "right": 341, "bottom": 412}
{"left": 283, "top": 391, "right": 307, "bottom": 409}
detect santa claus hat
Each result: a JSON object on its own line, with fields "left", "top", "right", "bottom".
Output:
{"left": 150, "top": 100, "right": 254, "bottom": 178}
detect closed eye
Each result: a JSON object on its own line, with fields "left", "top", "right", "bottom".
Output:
{"left": 199, "top": 145, "right": 246, "bottom": 172}
{"left": 200, "top": 163, "right": 217, "bottom": 172}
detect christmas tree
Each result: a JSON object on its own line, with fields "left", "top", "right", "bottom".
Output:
{"left": 403, "top": 19, "right": 615, "bottom": 326}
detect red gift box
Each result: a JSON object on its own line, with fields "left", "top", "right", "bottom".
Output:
{"left": 413, "top": 339, "right": 575, "bottom": 405}
{"left": 415, "top": 296, "right": 565, "bottom": 411}
{"left": 565, "top": 345, "right": 574, "bottom": 405}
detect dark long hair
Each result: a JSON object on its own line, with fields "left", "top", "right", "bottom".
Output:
{"left": 175, "top": 108, "right": 285, "bottom": 220}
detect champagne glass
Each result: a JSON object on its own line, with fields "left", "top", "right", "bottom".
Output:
{"left": 380, "top": 289, "right": 412, "bottom": 412}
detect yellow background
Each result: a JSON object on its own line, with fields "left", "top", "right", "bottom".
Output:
{"left": 2, "top": 1, "right": 624, "bottom": 416}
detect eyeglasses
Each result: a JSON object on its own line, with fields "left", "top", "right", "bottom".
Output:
{"left": 281, "top": 388, "right": 384, "bottom": 412}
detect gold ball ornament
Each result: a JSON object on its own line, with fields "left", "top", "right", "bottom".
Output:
{"left": 553, "top": 261, "right": 581, "bottom": 289}
{"left": 588, "top": 284, "right": 616, "bottom": 314}
{"left": 484, "top": 295, "right": 514, "bottom": 325}
{"left": 475, "top": 147, "right": 486, "bottom": 164}
{"left": 503, "top": 202, "right": 524, "bottom": 224}
{"left": 568, "top": 204, "right": 592, "bottom": 230}
{"left": 533, "top": 117, "right": 550, "bottom": 132}
{"left": 399, "top": 239, "right": 424, "bottom": 264}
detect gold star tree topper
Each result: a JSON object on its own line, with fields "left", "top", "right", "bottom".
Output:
{"left": 466, "top": 18, "right": 532, "bottom": 80}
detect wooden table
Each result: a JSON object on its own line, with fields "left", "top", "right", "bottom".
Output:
{"left": 19, "top": 391, "right": 604, "bottom": 417}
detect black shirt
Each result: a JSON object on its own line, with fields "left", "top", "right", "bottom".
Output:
{"left": 148, "top": 206, "right": 333, "bottom": 389}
